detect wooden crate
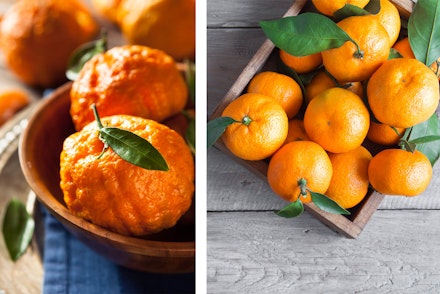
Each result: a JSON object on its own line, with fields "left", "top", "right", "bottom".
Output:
{"left": 209, "top": 0, "right": 415, "bottom": 239}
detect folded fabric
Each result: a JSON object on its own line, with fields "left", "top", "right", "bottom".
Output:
{"left": 40, "top": 206, "right": 195, "bottom": 294}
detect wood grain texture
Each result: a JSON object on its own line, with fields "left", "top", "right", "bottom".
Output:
{"left": 208, "top": 210, "right": 440, "bottom": 293}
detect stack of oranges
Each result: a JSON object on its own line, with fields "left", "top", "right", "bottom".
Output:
{"left": 214, "top": 0, "right": 439, "bottom": 212}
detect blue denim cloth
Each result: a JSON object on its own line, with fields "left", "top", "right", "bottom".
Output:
{"left": 41, "top": 207, "right": 195, "bottom": 294}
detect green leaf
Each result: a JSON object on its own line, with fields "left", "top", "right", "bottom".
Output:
{"left": 184, "top": 59, "right": 196, "bottom": 104}
{"left": 310, "top": 191, "right": 351, "bottom": 215}
{"left": 92, "top": 104, "right": 168, "bottom": 171}
{"left": 100, "top": 127, "right": 169, "bottom": 171}
{"left": 408, "top": 0, "right": 440, "bottom": 66}
{"left": 276, "top": 199, "right": 304, "bottom": 218}
{"left": 260, "top": 12, "right": 357, "bottom": 56}
{"left": 388, "top": 48, "right": 403, "bottom": 59}
{"left": 2, "top": 199, "right": 35, "bottom": 261}
{"left": 207, "top": 116, "right": 237, "bottom": 148}
{"left": 405, "top": 113, "right": 440, "bottom": 166}
{"left": 66, "top": 31, "right": 108, "bottom": 81}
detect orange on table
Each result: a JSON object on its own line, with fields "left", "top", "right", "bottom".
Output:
{"left": 367, "top": 121, "right": 405, "bottom": 146}
{"left": 60, "top": 114, "right": 195, "bottom": 236}
{"left": 311, "top": 0, "right": 370, "bottom": 16}
{"left": 368, "top": 149, "right": 432, "bottom": 196}
{"left": 303, "top": 87, "right": 370, "bottom": 153}
{"left": 0, "top": 0, "right": 98, "bottom": 88}
{"left": 326, "top": 146, "right": 372, "bottom": 209}
{"left": 117, "top": 0, "right": 195, "bottom": 61}
{"left": 247, "top": 71, "right": 303, "bottom": 119}
{"left": 305, "top": 70, "right": 363, "bottom": 103}
{"left": 0, "top": 89, "right": 30, "bottom": 126}
{"left": 367, "top": 58, "right": 439, "bottom": 128}
{"left": 221, "top": 93, "right": 288, "bottom": 161}
{"left": 321, "top": 15, "right": 391, "bottom": 82}
{"left": 267, "top": 140, "right": 333, "bottom": 204}
{"left": 373, "top": 0, "right": 401, "bottom": 45}
{"left": 283, "top": 119, "right": 310, "bottom": 145}
{"left": 279, "top": 50, "right": 322, "bottom": 74}
{"left": 70, "top": 45, "right": 188, "bottom": 131}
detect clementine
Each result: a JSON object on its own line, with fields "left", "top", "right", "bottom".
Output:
{"left": 267, "top": 140, "right": 333, "bottom": 204}
{"left": 303, "top": 87, "right": 370, "bottom": 153}
{"left": 366, "top": 121, "right": 405, "bottom": 146}
{"left": 279, "top": 50, "right": 322, "bottom": 74}
{"left": 70, "top": 45, "right": 188, "bottom": 131}
{"left": 60, "top": 114, "right": 194, "bottom": 236}
{"left": 221, "top": 93, "right": 288, "bottom": 161}
{"left": 312, "top": 0, "right": 370, "bottom": 16}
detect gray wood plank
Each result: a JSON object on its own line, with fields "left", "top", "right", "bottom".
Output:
{"left": 208, "top": 210, "right": 440, "bottom": 293}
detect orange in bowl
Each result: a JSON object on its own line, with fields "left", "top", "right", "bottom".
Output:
{"left": 19, "top": 83, "right": 195, "bottom": 273}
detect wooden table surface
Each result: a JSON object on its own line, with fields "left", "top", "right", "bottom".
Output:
{"left": 207, "top": 0, "right": 440, "bottom": 293}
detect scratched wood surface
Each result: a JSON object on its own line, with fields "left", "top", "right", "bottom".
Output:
{"left": 207, "top": 0, "right": 440, "bottom": 292}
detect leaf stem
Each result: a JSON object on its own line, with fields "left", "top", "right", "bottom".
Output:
{"left": 92, "top": 104, "right": 104, "bottom": 130}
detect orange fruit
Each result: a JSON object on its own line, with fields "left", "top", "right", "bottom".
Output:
{"left": 326, "top": 146, "right": 372, "bottom": 209}
{"left": 312, "top": 0, "right": 370, "bottom": 16}
{"left": 267, "top": 140, "right": 333, "bottom": 204}
{"left": 0, "top": 89, "right": 30, "bottom": 126}
{"left": 367, "top": 58, "right": 439, "bottom": 128}
{"left": 247, "top": 71, "right": 303, "bottom": 119}
{"left": 283, "top": 119, "right": 310, "bottom": 145}
{"left": 392, "top": 37, "right": 415, "bottom": 58}
{"left": 279, "top": 50, "right": 322, "bottom": 74}
{"left": 305, "top": 70, "right": 363, "bottom": 103}
{"left": 70, "top": 45, "right": 188, "bottom": 131}
{"left": 373, "top": 0, "right": 401, "bottom": 45}
{"left": 303, "top": 87, "right": 370, "bottom": 153}
{"left": 393, "top": 37, "right": 440, "bottom": 80}
{"left": 221, "top": 93, "right": 288, "bottom": 161}
{"left": 367, "top": 121, "right": 405, "bottom": 146}
{"left": 368, "top": 149, "right": 432, "bottom": 196}
{"left": 0, "top": 0, "right": 98, "bottom": 88}
{"left": 116, "top": 0, "right": 195, "bottom": 61}
{"left": 60, "top": 115, "right": 195, "bottom": 236}
{"left": 321, "top": 15, "right": 391, "bottom": 82}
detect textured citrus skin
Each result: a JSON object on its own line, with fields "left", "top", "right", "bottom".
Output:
{"left": 279, "top": 50, "right": 322, "bottom": 74}
{"left": 312, "top": 0, "right": 370, "bottom": 16}
{"left": 0, "top": 0, "right": 98, "bottom": 88}
{"left": 367, "top": 58, "right": 439, "bottom": 128}
{"left": 305, "top": 70, "right": 363, "bottom": 103}
{"left": 221, "top": 93, "right": 288, "bottom": 161}
{"left": 321, "top": 15, "right": 391, "bottom": 82}
{"left": 117, "top": 0, "right": 195, "bottom": 61}
{"left": 283, "top": 119, "right": 310, "bottom": 146}
{"left": 70, "top": 45, "right": 188, "bottom": 131}
{"left": 373, "top": 0, "right": 401, "bottom": 45}
{"left": 90, "top": 0, "right": 121, "bottom": 23}
{"left": 267, "top": 141, "right": 333, "bottom": 203}
{"left": 60, "top": 115, "right": 195, "bottom": 236}
{"left": 303, "top": 87, "right": 370, "bottom": 153}
{"left": 368, "top": 149, "right": 432, "bottom": 196}
{"left": 367, "top": 121, "right": 405, "bottom": 146}
{"left": 247, "top": 71, "right": 303, "bottom": 119}
{"left": 326, "top": 146, "right": 372, "bottom": 209}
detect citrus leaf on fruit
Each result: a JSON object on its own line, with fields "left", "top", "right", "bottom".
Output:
{"left": 2, "top": 199, "right": 35, "bottom": 261}
{"left": 333, "top": 0, "right": 381, "bottom": 21}
{"left": 310, "top": 191, "right": 351, "bottom": 215}
{"left": 92, "top": 105, "right": 169, "bottom": 171}
{"left": 260, "top": 12, "right": 357, "bottom": 56}
{"left": 404, "top": 113, "right": 440, "bottom": 166}
{"left": 276, "top": 199, "right": 304, "bottom": 218}
{"left": 388, "top": 48, "right": 403, "bottom": 59}
{"left": 66, "top": 31, "right": 108, "bottom": 81}
{"left": 207, "top": 116, "right": 237, "bottom": 148}
{"left": 408, "top": 0, "right": 440, "bottom": 66}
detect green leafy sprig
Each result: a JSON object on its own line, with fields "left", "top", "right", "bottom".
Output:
{"left": 92, "top": 104, "right": 169, "bottom": 171}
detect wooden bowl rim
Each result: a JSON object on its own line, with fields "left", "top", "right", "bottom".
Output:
{"left": 19, "top": 82, "right": 195, "bottom": 258}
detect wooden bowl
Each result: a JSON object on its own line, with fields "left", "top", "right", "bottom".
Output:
{"left": 19, "top": 82, "right": 195, "bottom": 273}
